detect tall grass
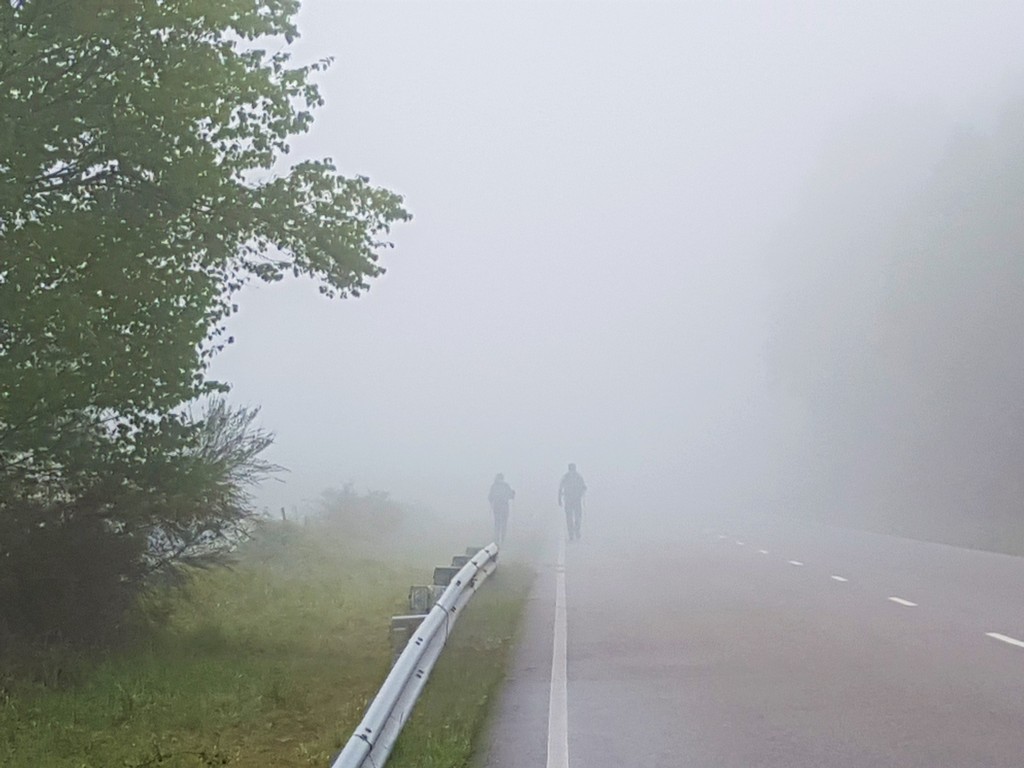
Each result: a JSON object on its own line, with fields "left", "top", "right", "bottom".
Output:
{"left": 0, "top": 521, "right": 533, "bottom": 767}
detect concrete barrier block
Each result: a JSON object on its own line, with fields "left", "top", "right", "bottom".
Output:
{"left": 432, "top": 566, "right": 460, "bottom": 587}
{"left": 451, "top": 554, "right": 470, "bottom": 568}
{"left": 408, "top": 585, "right": 432, "bottom": 613}
{"left": 409, "top": 584, "right": 448, "bottom": 613}
{"left": 390, "top": 613, "right": 427, "bottom": 662}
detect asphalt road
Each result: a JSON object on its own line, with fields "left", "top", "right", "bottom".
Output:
{"left": 482, "top": 516, "right": 1024, "bottom": 767}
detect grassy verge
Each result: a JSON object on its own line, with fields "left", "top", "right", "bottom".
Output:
{"left": 0, "top": 523, "right": 533, "bottom": 767}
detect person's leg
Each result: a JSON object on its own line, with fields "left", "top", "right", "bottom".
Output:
{"left": 573, "top": 506, "right": 582, "bottom": 539}
{"left": 564, "top": 506, "right": 574, "bottom": 539}
{"left": 499, "top": 509, "right": 508, "bottom": 545}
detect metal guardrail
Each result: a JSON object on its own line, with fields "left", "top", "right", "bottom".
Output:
{"left": 330, "top": 543, "right": 500, "bottom": 768}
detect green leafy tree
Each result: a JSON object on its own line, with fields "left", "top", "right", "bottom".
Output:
{"left": 0, "top": 0, "right": 410, "bottom": 642}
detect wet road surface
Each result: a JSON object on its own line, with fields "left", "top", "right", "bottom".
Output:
{"left": 483, "top": 517, "right": 1024, "bottom": 767}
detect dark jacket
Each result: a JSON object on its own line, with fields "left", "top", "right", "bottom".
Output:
{"left": 559, "top": 470, "right": 587, "bottom": 507}
{"left": 489, "top": 480, "right": 515, "bottom": 513}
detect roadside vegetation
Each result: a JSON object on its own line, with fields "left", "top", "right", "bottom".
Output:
{"left": 0, "top": 0, "right": 408, "bottom": 648}
{"left": 0, "top": 510, "right": 534, "bottom": 767}
{"left": 1, "top": 5, "right": 534, "bottom": 765}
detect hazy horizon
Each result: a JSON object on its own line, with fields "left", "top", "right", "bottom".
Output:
{"left": 209, "top": 1, "right": 1024, "bottom": 533}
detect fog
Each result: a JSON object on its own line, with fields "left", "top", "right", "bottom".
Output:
{"left": 210, "top": 2, "right": 1024, "bottom": 543}
{"left": 770, "top": 97, "right": 1024, "bottom": 547}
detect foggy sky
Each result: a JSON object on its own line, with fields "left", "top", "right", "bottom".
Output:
{"left": 209, "top": 1, "right": 1024, "bottom": 524}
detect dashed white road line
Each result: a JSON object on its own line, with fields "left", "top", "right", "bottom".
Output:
{"left": 787, "top": 560, "right": 804, "bottom": 566}
{"left": 717, "top": 534, "right": 727, "bottom": 539}
{"left": 830, "top": 575, "right": 848, "bottom": 582}
{"left": 546, "top": 538, "right": 568, "bottom": 768}
{"left": 986, "top": 632, "right": 1024, "bottom": 649}
{"left": 735, "top": 540, "right": 745, "bottom": 546}
{"left": 888, "top": 597, "right": 918, "bottom": 607}
{"left": 758, "top": 549, "right": 769, "bottom": 555}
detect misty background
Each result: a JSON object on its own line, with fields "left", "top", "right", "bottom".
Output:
{"left": 210, "top": 2, "right": 1024, "bottom": 546}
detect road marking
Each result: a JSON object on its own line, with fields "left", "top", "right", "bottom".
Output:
{"left": 547, "top": 537, "right": 569, "bottom": 768}
{"left": 758, "top": 549, "right": 769, "bottom": 555}
{"left": 986, "top": 632, "right": 1024, "bottom": 649}
{"left": 787, "top": 560, "right": 804, "bottom": 566}
{"left": 717, "top": 534, "right": 727, "bottom": 539}
{"left": 888, "top": 597, "right": 917, "bottom": 607}
{"left": 735, "top": 540, "right": 745, "bottom": 546}
{"left": 830, "top": 575, "right": 848, "bottom": 582}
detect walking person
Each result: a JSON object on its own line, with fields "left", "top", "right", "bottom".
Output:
{"left": 558, "top": 463, "right": 587, "bottom": 541}
{"left": 488, "top": 473, "right": 515, "bottom": 547}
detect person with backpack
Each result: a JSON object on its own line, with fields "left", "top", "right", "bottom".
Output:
{"left": 558, "top": 463, "right": 587, "bottom": 541}
{"left": 488, "top": 473, "right": 516, "bottom": 546}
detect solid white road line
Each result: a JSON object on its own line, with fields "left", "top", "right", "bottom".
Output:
{"left": 758, "top": 549, "right": 769, "bottom": 555}
{"left": 830, "top": 575, "right": 848, "bottom": 582}
{"left": 788, "top": 560, "right": 804, "bottom": 566}
{"left": 888, "top": 597, "right": 918, "bottom": 607}
{"left": 547, "top": 537, "right": 569, "bottom": 768}
{"left": 986, "top": 632, "right": 1024, "bottom": 649}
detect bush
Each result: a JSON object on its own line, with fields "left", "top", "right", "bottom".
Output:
{"left": 316, "top": 485, "right": 407, "bottom": 543}
{"left": 0, "top": 508, "right": 146, "bottom": 645}
{"left": 0, "top": 400, "right": 276, "bottom": 647}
